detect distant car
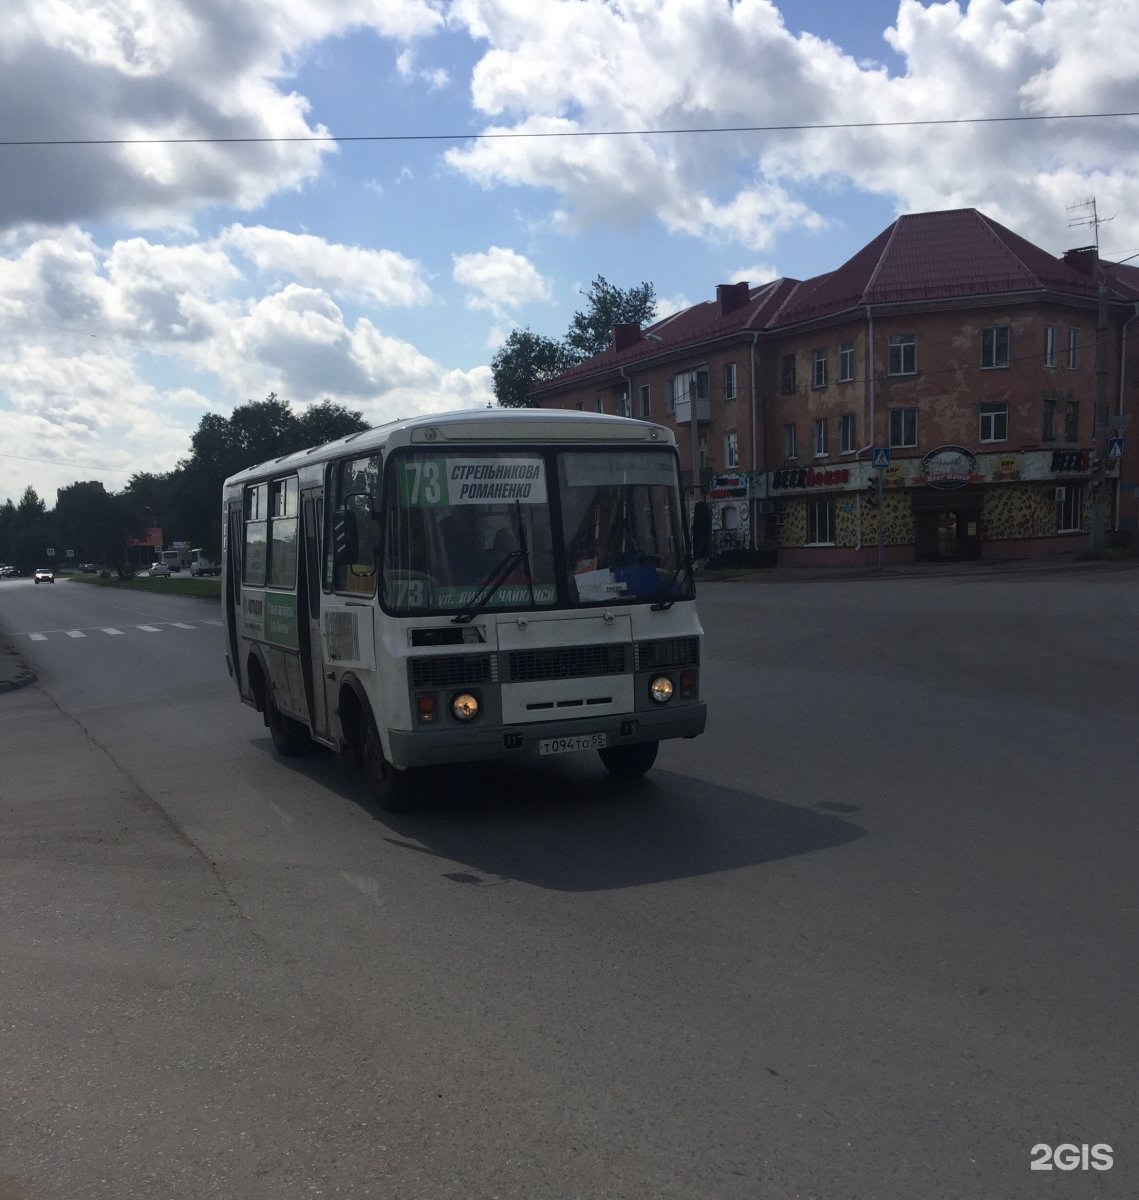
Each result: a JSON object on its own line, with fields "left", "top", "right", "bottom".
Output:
{"left": 34, "top": 567, "right": 55, "bottom": 584}
{"left": 148, "top": 562, "right": 171, "bottom": 578}
{"left": 79, "top": 562, "right": 97, "bottom": 573}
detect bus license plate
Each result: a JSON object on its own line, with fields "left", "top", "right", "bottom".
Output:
{"left": 539, "top": 733, "right": 607, "bottom": 756}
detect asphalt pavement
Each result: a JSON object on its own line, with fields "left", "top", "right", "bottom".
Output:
{"left": 1, "top": 552, "right": 1136, "bottom": 693}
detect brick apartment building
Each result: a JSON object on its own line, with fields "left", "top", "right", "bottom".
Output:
{"left": 530, "top": 209, "right": 1139, "bottom": 566}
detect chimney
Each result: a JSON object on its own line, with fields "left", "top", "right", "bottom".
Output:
{"left": 717, "top": 281, "right": 750, "bottom": 316}
{"left": 1063, "top": 247, "right": 1097, "bottom": 277}
{"left": 612, "top": 322, "right": 640, "bottom": 352}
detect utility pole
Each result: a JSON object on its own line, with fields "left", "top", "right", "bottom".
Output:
{"left": 1090, "top": 281, "right": 1109, "bottom": 554}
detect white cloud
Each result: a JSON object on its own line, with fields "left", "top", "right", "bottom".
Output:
{"left": 219, "top": 225, "right": 433, "bottom": 307}
{"left": 452, "top": 246, "right": 552, "bottom": 319}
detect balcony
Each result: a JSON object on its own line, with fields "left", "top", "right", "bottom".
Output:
{"left": 673, "top": 396, "right": 711, "bottom": 425}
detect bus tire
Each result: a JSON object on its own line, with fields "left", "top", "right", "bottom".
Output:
{"left": 358, "top": 708, "right": 416, "bottom": 813}
{"left": 265, "top": 684, "right": 310, "bottom": 758}
{"left": 598, "top": 740, "right": 659, "bottom": 779}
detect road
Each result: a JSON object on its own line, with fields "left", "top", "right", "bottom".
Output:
{"left": 1, "top": 569, "right": 1137, "bottom": 1199}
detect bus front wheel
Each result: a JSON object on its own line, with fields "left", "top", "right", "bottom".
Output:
{"left": 358, "top": 710, "right": 416, "bottom": 813}
{"left": 598, "top": 740, "right": 659, "bottom": 779}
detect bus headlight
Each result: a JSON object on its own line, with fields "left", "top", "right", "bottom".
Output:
{"left": 649, "top": 676, "right": 674, "bottom": 704}
{"left": 451, "top": 692, "right": 480, "bottom": 721}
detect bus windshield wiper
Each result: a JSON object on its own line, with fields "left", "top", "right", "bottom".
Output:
{"left": 650, "top": 564, "right": 686, "bottom": 611}
{"left": 451, "top": 549, "right": 524, "bottom": 624}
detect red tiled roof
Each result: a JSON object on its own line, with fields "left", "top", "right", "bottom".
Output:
{"left": 532, "top": 208, "right": 1138, "bottom": 396}
{"left": 773, "top": 209, "right": 1112, "bottom": 324}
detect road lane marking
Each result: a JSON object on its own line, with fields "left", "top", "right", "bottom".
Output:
{"left": 65, "top": 630, "right": 86, "bottom": 638}
{"left": 28, "top": 633, "right": 47, "bottom": 642}
{"left": 137, "top": 625, "right": 161, "bottom": 632}
{"left": 172, "top": 622, "right": 196, "bottom": 629}
{"left": 101, "top": 628, "right": 125, "bottom": 635}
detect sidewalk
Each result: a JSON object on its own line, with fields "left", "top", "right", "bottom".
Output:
{"left": 2, "top": 550, "right": 1136, "bottom": 693}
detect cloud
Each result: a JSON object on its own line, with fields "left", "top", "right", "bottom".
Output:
{"left": 452, "top": 246, "right": 552, "bottom": 319}
{"left": 443, "top": 0, "right": 1139, "bottom": 254}
{"left": 220, "top": 225, "right": 433, "bottom": 307}
{"left": 0, "top": 0, "right": 445, "bottom": 232}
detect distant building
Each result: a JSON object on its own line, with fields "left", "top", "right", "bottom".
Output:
{"left": 530, "top": 209, "right": 1139, "bottom": 565}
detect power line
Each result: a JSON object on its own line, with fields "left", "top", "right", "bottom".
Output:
{"left": 1, "top": 110, "right": 1136, "bottom": 148}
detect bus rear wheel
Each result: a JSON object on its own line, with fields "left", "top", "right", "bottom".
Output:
{"left": 358, "top": 709, "right": 416, "bottom": 813}
{"left": 598, "top": 740, "right": 659, "bottom": 779}
{"left": 265, "top": 684, "right": 309, "bottom": 757}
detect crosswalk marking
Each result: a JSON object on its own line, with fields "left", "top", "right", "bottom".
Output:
{"left": 19, "top": 620, "right": 221, "bottom": 642}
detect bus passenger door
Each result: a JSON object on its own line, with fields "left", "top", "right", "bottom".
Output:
{"left": 300, "top": 490, "right": 330, "bottom": 740}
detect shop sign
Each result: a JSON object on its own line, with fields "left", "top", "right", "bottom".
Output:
{"left": 918, "top": 446, "right": 978, "bottom": 490}
{"left": 1050, "top": 450, "right": 1090, "bottom": 473}
{"left": 990, "top": 454, "right": 1023, "bottom": 482}
{"left": 709, "top": 473, "right": 750, "bottom": 499}
{"left": 771, "top": 466, "right": 851, "bottom": 491}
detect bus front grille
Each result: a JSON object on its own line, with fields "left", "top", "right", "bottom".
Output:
{"left": 410, "top": 654, "right": 494, "bottom": 688}
{"left": 635, "top": 637, "right": 700, "bottom": 671}
{"left": 507, "top": 643, "right": 629, "bottom": 683}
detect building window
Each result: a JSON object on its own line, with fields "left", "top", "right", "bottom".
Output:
{"left": 725, "top": 430, "right": 739, "bottom": 468}
{"left": 980, "top": 403, "right": 1008, "bottom": 442}
{"left": 596, "top": 399, "right": 605, "bottom": 413}
{"left": 1044, "top": 326, "right": 1057, "bottom": 368}
{"left": 1043, "top": 396, "right": 1056, "bottom": 441}
{"left": 698, "top": 433, "right": 709, "bottom": 471}
{"left": 670, "top": 367, "right": 709, "bottom": 412}
{"left": 575, "top": 402, "right": 584, "bottom": 411}
{"left": 888, "top": 334, "right": 916, "bottom": 376}
{"left": 617, "top": 391, "right": 631, "bottom": 418}
{"left": 889, "top": 407, "right": 917, "bottom": 448}
{"left": 1064, "top": 401, "right": 1079, "bottom": 442}
{"left": 812, "top": 348, "right": 828, "bottom": 388}
{"left": 838, "top": 341, "right": 854, "bottom": 382}
{"left": 840, "top": 413, "right": 856, "bottom": 453}
{"left": 1058, "top": 484, "right": 1083, "bottom": 532}
{"left": 784, "top": 423, "right": 797, "bottom": 460}
{"left": 814, "top": 418, "right": 828, "bottom": 457}
{"left": 723, "top": 362, "right": 737, "bottom": 400}
{"left": 780, "top": 354, "right": 796, "bottom": 395}
{"left": 807, "top": 498, "right": 836, "bottom": 546}
{"left": 639, "top": 384, "right": 651, "bottom": 418}
{"left": 981, "top": 325, "right": 1010, "bottom": 369}
{"left": 1068, "top": 329, "right": 1080, "bottom": 369}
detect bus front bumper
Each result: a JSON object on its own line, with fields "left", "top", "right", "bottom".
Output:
{"left": 387, "top": 703, "right": 707, "bottom": 769}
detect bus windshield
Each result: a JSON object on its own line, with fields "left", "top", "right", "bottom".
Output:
{"left": 381, "top": 446, "right": 693, "bottom": 615}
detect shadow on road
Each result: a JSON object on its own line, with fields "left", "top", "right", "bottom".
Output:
{"left": 258, "top": 741, "right": 867, "bottom": 892}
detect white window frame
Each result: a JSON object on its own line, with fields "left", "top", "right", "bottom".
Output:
{"left": 813, "top": 418, "right": 828, "bottom": 457}
{"left": 980, "top": 403, "right": 1008, "bottom": 443}
{"left": 840, "top": 413, "right": 856, "bottom": 454}
{"left": 1044, "top": 326, "right": 1057, "bottom": 368}
{"left": 723, "top": 362, "right": 737, "bottom": 401}
{"left": 807, "top": 498, "right": 836, "bottom": 546}
{"left": 981, "top": 325, "right": 1010, "bottom": 369}
{"left": 838, "top": 342, "right": 854, "bottom": 382}
{"left": 1068, "top": 329, "right": 1080, "bottom": 370}
{"left": 639, "top": 384, "right": 651, "bottom": 418}
{"left": 1058, "top": 484, "right": 1083, "bottom": 532}
{"left": 784, "top": 423, "right": 797, "bottom": 460}
{"left": 725, "top": 430, "right": 739, "bottom": 469}
{"left": 889, "top": 407, "right": 917, "bottom": 448}
{"left": 888, "top": 334, "right": 916, "bottom": 376}
{"left": 669, "top": 367, "right": 709, "bottom": 412}
{"left": 812, "top": 348, "right": 828, "bottom": 389}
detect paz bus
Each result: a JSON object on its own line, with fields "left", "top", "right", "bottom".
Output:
{"left": 221, "top": 408, "right": 706, "bottom": 810}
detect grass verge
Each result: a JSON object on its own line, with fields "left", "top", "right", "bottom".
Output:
{"left": 66, "top": 573, "right": 222, "bottom": 600}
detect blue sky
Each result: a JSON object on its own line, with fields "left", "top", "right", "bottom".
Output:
{"left": 1, "top": 0, "right": 1137, "bottom": 506}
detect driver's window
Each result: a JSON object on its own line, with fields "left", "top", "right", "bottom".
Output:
{"left": 332, "top": 453, "right": 381, "bottom": 594}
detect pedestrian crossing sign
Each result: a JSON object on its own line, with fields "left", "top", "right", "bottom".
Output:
{"left": 1108, "top": 436, "right": 1124, "bottom": 460}
{"left": 872, "top": 447, "right": 890, "bottom": 468}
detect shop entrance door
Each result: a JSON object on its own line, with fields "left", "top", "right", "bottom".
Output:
{"left": 918, "top": 509, "right": 981, "bottom": 560}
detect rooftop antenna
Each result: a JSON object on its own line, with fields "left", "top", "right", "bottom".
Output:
{"left": 1066, "top": 197, "right": 1113, "bottom": 254}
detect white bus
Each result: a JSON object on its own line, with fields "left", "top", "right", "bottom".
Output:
{"left": 221, "top": 408, "right": 706, "bottom": 810}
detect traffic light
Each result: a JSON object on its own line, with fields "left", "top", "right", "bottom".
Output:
{"left": 864, "top": 475, "right": 879, "bottom": 507}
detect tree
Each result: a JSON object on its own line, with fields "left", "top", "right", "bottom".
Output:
{"left": 491, "top": 329, "right": 571, "bottom": 409}
{"left": 53, "top": 481, "right": 140, "bottom": 570}
{"left": 490, "top": 277, "right": 658, "bottom": 408}
{"left": 564, "top": 276, "right": 657, "bottom": 361}
{"left": 12, "top": 486, "right": 49, "bottom": 572}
